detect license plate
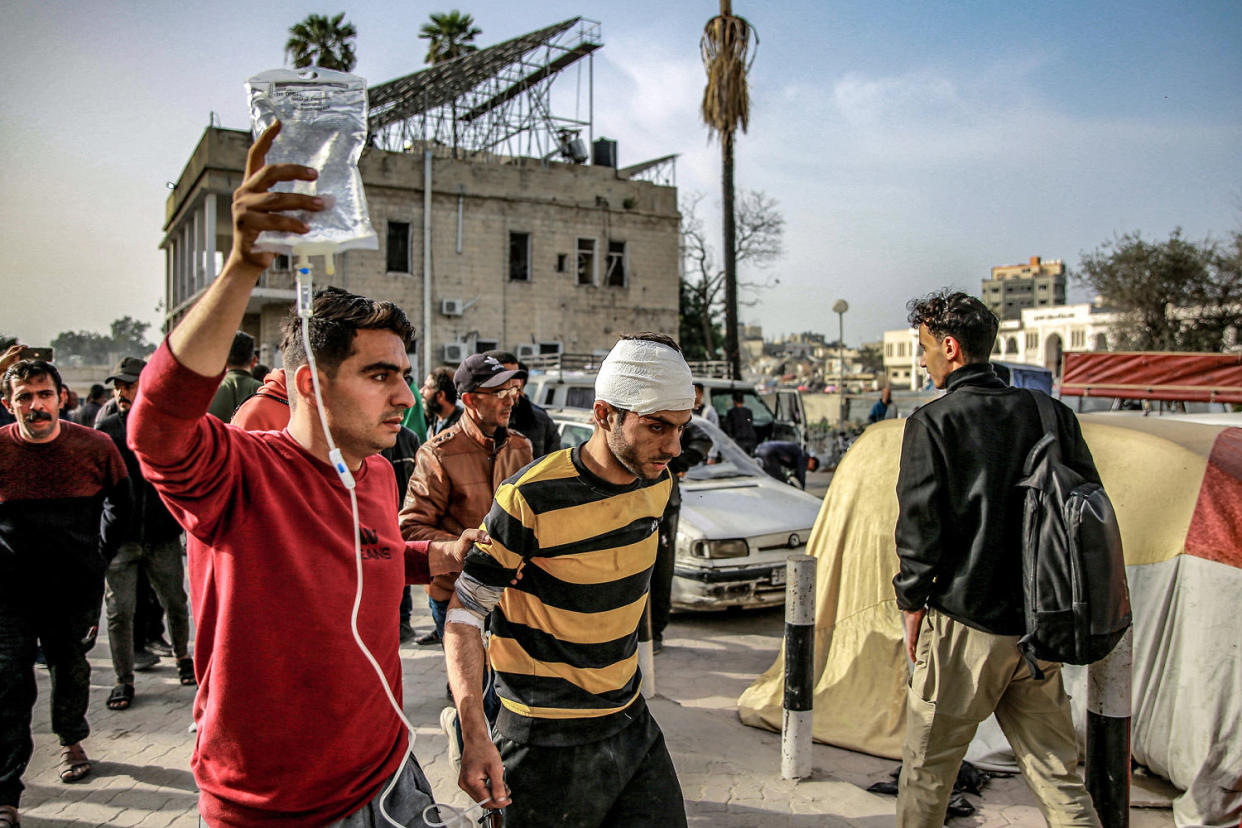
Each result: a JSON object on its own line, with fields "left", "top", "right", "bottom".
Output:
{"left": 770, "top": 567, "right": 786, "bottom": 586}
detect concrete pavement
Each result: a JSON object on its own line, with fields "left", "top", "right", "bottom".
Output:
{"left": 15, "top": 603, "right": 1175, "bottom": 827}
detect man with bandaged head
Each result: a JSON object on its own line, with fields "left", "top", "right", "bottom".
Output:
{"left": 444, "top": 333, "right": 692, "bottom": 826}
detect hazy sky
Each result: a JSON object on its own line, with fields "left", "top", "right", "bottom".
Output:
{"left": 2, "top": 0, "right": 1240, "bottom": 348}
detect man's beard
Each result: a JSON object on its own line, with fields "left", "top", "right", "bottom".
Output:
{"left": 607, "top": 429, "right": 674, "bottom": 481}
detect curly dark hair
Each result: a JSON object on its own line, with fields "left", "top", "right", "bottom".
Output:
{"left": 906, "top": 290, "right": 998, "bottom": 363}
{"left": 3, "top": 360, "right": 63, "bottom": 402}
{"left": 428, "top": 366, "right": 457, "bottom": 405}
{"left": 280, "top": 287, "right": 415, "bottom": 377}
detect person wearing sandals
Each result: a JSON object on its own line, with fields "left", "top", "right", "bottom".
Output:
{"left": 0, "top": 355, "right": 130, "bottom": 827}
{"left": 95, "top": 357, "right": 196, "bottom": 712}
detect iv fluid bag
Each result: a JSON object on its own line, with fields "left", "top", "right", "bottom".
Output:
{"left": 246, "top": 67, "right": 377, "bottom": 255}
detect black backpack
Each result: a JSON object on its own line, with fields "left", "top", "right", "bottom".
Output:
{"left": 1016, "top": 391, "right": 1131, "bottom": 679}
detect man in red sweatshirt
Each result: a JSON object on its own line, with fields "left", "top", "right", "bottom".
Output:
{"left": 129, "top": 122, "right": 479, "bottom": 827}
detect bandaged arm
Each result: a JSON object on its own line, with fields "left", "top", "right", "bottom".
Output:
{"left": 444, "top": 573, "right": 510, "bottom": 805}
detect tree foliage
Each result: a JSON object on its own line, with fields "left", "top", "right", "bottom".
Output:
{"left": 51, "top": 316, "right": 155, "bottom": 365}
{"left": 285, "top": 12, "right": 358, "bottom": 72}
{"left": 679, "top": 190, "right": 784, "bottom": 360}
{"left": 857, "top": 343, "right": 885, "bottom": 375}
{"left": 1075, "top": 228, "right": 1242, "bottom": 352}
{"left": 419, "top": 11, "right": 482, "bottom": 64}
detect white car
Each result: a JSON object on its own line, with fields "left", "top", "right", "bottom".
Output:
{"left": 550, "top": 412, "right": 823, "bottom": 610}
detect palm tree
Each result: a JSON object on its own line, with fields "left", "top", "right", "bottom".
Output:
{"left": 701, "top": 0, "right": 757, "bottom": 380}
{"left": 418, "top": 11, "right": 482, "bottom": 65}
{"left": 285, "top": 12, "right": 358, "bottom": 72}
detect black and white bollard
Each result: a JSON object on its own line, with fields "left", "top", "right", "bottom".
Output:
{"left": 781, "top": 555, "right": 816, "bottom": 780}
{"left": 1086, "top": 626, "right": 1132, "bottom": 828}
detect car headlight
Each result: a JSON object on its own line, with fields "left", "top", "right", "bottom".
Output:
{"left": 690, "top": 539, "right": 749, "bottom": 559}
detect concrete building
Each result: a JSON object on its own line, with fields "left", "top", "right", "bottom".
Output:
{"left": 994, "top": 303, "right": 1118, "bottom": 376}
{"left": 160, "top": 128, "right": 679, "bottom": 370}
{"left": 982, "top": 255, "right": 1066, "bottom": 320}
{"left": 882, "top": 328, "right": 926, "bottom": 390}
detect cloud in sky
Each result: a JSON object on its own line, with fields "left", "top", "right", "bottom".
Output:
{"left": 1, "top": 1, "right": 1239, "bottom": 351}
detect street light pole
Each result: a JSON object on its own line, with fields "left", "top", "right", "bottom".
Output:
{"left": 832, "top": 299, "right": 848, "bottom": 428}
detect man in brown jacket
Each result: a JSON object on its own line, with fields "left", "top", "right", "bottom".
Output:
{"left": 399, "top": 354, "right": 533, "bottom": 646}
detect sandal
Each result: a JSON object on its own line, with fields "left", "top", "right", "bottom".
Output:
{"left": 107, "top": 683, "right": 134, "bottom": 711}
{"left": 58, "top": 743, "right": 91, "bottom": 783}
{"left": 177, "top": 657, "right": 196, "bottom": 687}
{"left": 0, "top": 804, "right": 18, "bottom": 828}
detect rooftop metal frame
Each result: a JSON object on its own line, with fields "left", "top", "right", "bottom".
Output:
{"left": 368, "top": 17, "right": 603, "bottom": 162}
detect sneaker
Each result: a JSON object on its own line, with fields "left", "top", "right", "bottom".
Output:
{"left": 415, "top": 629, "right": 442, "bottom": 646}
{"left": 399, "top": 622, "right": 417, "bottom": 644}
{"left": 147, "top": 636, "right": 174, "bottom": 657}
{"left": 133, "top": 649, "right": 160, "bottom": 671}
{"left": 653, "top": 636, "right": 664, "bottom": 655}
{"left": 440, "top": 706, "right": 461, "bottom": 773}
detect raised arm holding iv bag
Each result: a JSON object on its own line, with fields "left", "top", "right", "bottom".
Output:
{"left": 245, "top": 70, "right": 503, "bottom": 828}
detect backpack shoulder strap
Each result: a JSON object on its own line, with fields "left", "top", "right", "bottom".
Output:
{"left": 1026, "top": 389, "right": 1062, "bottom": 464}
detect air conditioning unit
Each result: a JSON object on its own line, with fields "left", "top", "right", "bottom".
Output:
{"left": 515, "top": 343, "right": 539, "bottom": 360}
{"left": 440, "top": 299, "right": 464, "bottom": 317}
{"left": 441, "top": 343, "right": 467, "bottom": 363}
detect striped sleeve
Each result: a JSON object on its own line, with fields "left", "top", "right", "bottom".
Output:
{"left": 463, "top": 480, "right": 537, "bottom": 588}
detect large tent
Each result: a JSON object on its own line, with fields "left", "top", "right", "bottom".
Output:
{"left": 738, "top": 415, "right": 1242, "bottom": 827}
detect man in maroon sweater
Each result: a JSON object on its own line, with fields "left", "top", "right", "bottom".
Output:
{"left": 1, "top": 359, "right": 129, "bottom": 826}
{"left": 129, "top": 122, "right": 479, "bottom": 827}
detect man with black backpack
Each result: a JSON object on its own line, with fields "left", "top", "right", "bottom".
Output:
{"left": 892, "top": 290, "right": 1102, "bottom": 827}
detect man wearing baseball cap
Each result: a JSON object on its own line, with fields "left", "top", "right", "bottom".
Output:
{"left": 399, "top": 354, "right": 533, "bottom": 645}
{"left": 96, "top": 357, "right": 194, "bottom": 711}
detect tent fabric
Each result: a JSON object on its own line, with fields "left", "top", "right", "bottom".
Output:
{"left": 1060, "top": 351, "right": 1242, "bottom": 403}
{"left": 737, "top": 416, "right": 1242, "bottom": 827}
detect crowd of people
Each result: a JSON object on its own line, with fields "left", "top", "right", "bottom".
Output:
{"left": 0, "top": 119, "right": 1108, "bottom": 828}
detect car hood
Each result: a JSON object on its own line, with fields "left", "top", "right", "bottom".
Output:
{"left": 679, "top": 479, "right": 821, "bottom": 539}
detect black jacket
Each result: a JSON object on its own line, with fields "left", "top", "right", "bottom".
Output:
{"left": 97, "top": 411, "right": 184, "bottom": 545}
{"left": 509, "top": 395, "right": 561, "bottom": 460}
{"left": 893, "top": 363, "right": 1100, "bottom": 635}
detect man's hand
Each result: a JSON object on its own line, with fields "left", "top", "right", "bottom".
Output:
{"left": 428, "top": 528, "right": 490, "bottom": 576}
{"left": 903, "top": 608, "right": 927, "bottom": 663}
{"left": 0, "top": 344, "right": 25, "bottom": 376}
{"left": 226, "top": 120, "right": 322, "bottom": 273}
{"left": 458, "top": 737, "right": 511, "bottom": 810}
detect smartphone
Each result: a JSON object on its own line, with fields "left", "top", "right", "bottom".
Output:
{"left": 22, "top": 347, "right": 54, "bottom": 362}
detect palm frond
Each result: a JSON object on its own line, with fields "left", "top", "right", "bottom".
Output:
{"left": 700, "top": 8, "right": 757, "bottom": 138}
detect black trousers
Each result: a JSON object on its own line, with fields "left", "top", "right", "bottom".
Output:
{"left": 0, "top": 593, "right": 97, "bottom": 807}
{"left": 495, "top": 707, "right": 687, "bottom": 828}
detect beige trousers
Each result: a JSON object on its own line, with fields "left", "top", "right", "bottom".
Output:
{"left": 897, "top": 610, "right": 1100, "bottom": 827}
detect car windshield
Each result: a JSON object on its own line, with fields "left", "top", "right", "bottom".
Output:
{"left": 683, "top": 416, "right": 768, "bottom": 481}
{"left": 710, "top": 390, "right": 774, "bottom": 426}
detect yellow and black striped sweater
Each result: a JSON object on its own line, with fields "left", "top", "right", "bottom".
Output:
{"left": 462, "top": 445, "right": 671, "bottom": 746}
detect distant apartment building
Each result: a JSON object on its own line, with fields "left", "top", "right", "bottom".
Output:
{"left": 982, "top": 255, "right": 1066, "bottom": 320}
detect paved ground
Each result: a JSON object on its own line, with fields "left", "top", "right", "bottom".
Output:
{"left": 16, "top": 601, "right": 1176, "bottom": 826}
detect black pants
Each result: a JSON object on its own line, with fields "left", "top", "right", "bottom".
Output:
{"left": 0, "top": 594, "right": 97, "bottom": 807}
{"left": 496, "top": 707, "right": 687, "bottom": 828}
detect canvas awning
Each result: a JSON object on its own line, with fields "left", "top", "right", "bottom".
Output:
{"left": 1060, "top": 351, "right": 1242, "bottom": 403}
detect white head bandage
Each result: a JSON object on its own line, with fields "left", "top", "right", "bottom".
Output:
{"left": 595, "top": 338, "right": 695, "bottom": 415}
